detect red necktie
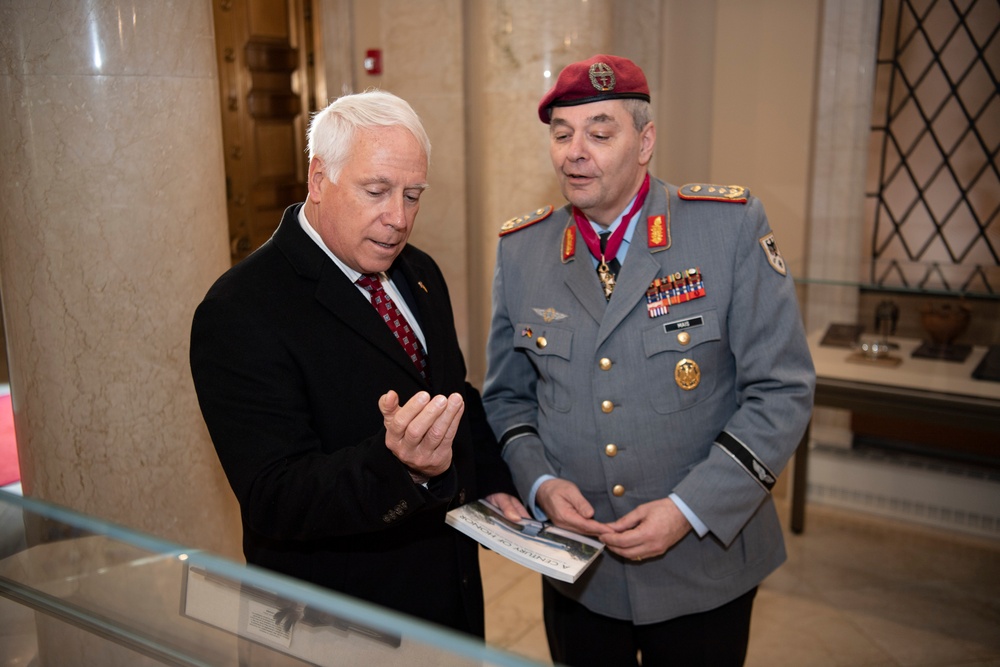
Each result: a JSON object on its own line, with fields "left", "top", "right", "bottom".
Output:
{"left": 356, "top": 274, "right": 428, "bottom": 379}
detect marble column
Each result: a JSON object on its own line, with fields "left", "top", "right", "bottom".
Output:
{"left": 804, "top": 0, "right": 881, "bottom": 448}
{"left": 0, "top": 1, "right": 241, "bottom": 558}
{"left": 805, "top": 0, "right": 881, "bottom": 326}
{"left": 464, "top": 0, "right": 616, "bottom": 385}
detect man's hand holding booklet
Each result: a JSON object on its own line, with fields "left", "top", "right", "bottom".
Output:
{"left": 446, "top": 499, "right": 605, "bottom": 583}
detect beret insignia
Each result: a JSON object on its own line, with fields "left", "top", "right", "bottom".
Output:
{"left": 679, "top": 183, "right": 749, "bottom": 203}
{"left": 538, "top": 54, "right": 650, "bottom": 124}
{"left": 589, "top": 62, "right": 616, "bottom": 91}
{"left": 499, "top": 205, "right": 554, "bottom": 237}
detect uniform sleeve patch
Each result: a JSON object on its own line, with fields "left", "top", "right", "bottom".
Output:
{"left": 715, "top": 431, "right": 776, "bottom": 492}
{"left": 499, "top": 205, "right": 554, "bottom": 236}
{"left": 758, "top": 232, "right": 787, "bottom": 276}
{"left": 679, "top": 183, "right": 749, "bottom": 203}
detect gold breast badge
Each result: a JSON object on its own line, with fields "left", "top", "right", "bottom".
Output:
{"left": 674, "top": 358, "right": 701, "bottom": 390}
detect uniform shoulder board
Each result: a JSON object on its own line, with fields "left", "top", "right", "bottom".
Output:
{"left": 678, "top": 183, "right": 749, "bottom": 203}
{"left": 499, "top": 205, "right": 554, "bottom": 237}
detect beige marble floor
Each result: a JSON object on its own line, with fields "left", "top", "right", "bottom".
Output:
{"left": 480, "top": 499, "right": 1000, "bottom": 666}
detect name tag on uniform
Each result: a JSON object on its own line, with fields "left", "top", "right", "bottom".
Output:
{"left": 662, "top": 315, "right": 704, "bottom": 334}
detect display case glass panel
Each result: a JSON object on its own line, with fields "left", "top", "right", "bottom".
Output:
{"left": 0, "top": 492, "right": 546, "bottom": 667}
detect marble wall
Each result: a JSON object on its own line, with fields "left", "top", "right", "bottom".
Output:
{"left": 0, "top": 0, "right": 241, "bottom": 557}
{"left": 317, "top": 0, "right": 474, "bottom": 352}
{"left": 709, "top": 0, "right": 822, "bottom": 277}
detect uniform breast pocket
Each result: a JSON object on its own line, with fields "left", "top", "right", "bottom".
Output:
{"left": 642, "top": 309, "right": 722, "bottom": 414}
{"left": 512, "top": 322, "right": 573, "bottom": 412}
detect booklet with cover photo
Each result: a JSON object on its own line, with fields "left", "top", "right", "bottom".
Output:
{"left": 446, "top": 499, "right": 604, "bottom": 583}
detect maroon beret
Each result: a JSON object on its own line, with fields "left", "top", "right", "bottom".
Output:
{"left": 538, "top": 54, "right": 650, "bottom": 124}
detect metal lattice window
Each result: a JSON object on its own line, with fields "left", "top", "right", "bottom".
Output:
{"left": 866, "top": 0, "right": 1000, "bottom": 296}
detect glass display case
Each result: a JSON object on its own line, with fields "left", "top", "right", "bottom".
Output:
{"left": 790, "top": 273, "right": 1000, "bottom": 538}
{"left": 0, "top": 491, "right": 547, "bottom": 667}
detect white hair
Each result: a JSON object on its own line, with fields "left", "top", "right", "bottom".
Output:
{"left": 307, "top": 90, "right": 431, "bottom": 182}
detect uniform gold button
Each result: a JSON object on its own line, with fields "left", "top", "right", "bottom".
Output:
{"left": 612, "top": 484, "right": 625, "bottom": 497}
{"left": 536, "top": 336, "right": 547, "bottom": 349}
{"left": 599, "top": 358, "right": 612, "bottom": 371}
{"left": 677, "top": 331, "right": 690, "bottom": 345}
{"left": 601, "top": 400, "right": 614, "bottom": 413}
{"left": 605, "top": 444, "right": 618, "bottom": 457}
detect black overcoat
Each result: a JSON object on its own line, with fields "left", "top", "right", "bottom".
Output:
{"left": 191, "top": 203, "right": 516, "bottom": 636}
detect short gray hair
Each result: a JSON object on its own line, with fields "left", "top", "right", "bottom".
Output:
{"left": 622, "top": 99, "right": 652, "bottom": 133}
{"left": 307, "top": 90, "right": 431, "bottom": 183}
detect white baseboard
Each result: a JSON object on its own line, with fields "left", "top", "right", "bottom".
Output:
{"left": 807, "top": 444, "right": 1000, "bottom": 540}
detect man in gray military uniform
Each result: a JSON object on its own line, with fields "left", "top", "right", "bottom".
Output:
{"left": 483, "top": 54, "right": 815, "bottom": 666}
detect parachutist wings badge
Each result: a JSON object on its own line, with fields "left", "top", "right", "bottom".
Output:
{"left": 533, "top": 307, "right": 568, "bottom": 323}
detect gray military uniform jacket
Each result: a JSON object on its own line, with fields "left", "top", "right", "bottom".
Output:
{"left": 483, "top": 176, "right": 815, "bottom": 624}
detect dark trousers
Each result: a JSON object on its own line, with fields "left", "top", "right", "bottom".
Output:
{"left": 543, "top": 580, "right": 757, "bottom": 667}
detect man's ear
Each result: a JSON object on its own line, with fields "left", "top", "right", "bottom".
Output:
{"left": 639, "top": 122, "right": 656, "bottom": 166}
{"left": 307, "top": 157, "right": 326, "bottom": 202}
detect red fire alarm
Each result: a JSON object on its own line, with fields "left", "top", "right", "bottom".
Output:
{"left": 364, "top": 49, "right": 382, "bottom": 75}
